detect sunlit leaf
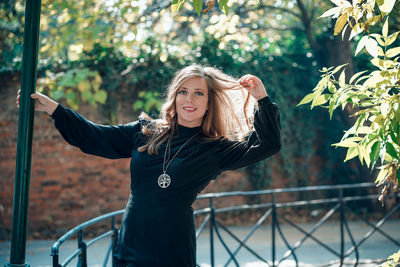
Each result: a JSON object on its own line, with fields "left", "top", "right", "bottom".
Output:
{"left": 349, "top": 70, "right": 368, "bottom": 84}
{"left": 331, "top": 63, "right": 348, "bottom": 75}
{"left": 297, "top": 92, "right": 315, "bottom": 106}
{"left": 311, "top": 94, "right": 329, "bottom": 108}
{"left": 355, "top": 36, "right": 369, "bottom": 56}
{"left": 365, "top": 38, "right": 380, "bottom": 58}
{"left": 371, "top": 34, "right": 386, "bottom": 46}
{"left": 330, "top": 0, "right": 352, "bottom": 7}
{"left": 344, "top": 146, "right": 359, "bottom": 161}
{"left": 332, "top": 137, "right": 362, "bottom": 147}
{"left": 334, "top": 12, "right": 348, "bottom": 36}
{"left": 171, "top": 0, "right": 186, "bottom": 14}
{"left": 319, "top": 7, "right": 341, "bottom": 18}
{"left": 339, "top": 69, "right": 346, "bottom": 87}
{"left": 329, "top": 99, "right": 335, "bottom": 119}
{"left": 386, "top": 47, "right": 400, "bottom": 58}
{"left": 386, "top": 32, "right": 400, "bottom": 46}
{"left": 382, "top": 17, "right": 389, "bottom": 37}
{"left": 375, "top": 168, "right": 388, "bottom": 184}
{"left": 378, "top": 0, "right": 396, "bottom": 13}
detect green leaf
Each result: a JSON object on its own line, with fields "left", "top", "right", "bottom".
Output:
{"left": 193, "top": 0, "right": 202, "bottom": 15}
{"left": 81, "top": 90, "right": 93, "bottom": 102}
{"left": 349, "top": 70, "right": 368, "bottom": 84}
{"left": 171, "top": 0, "right": 186, "bottom": 14}
{"left": 397, "top": 169, "right": 400, "bottom": 184}
{"left": 297, "top": 92, "right": 315, "bottom": 106}
{"left": 329, "top": 99, "right": 335, "bottom": 119}
{"left": 386, "top": 142, "right": 398, "bottom": 159}
{"left": 133, "top": 100, "right": 144, "bottom": 111}
{"left": 221, "top": 4, "right": 229, "bottom": 15}
{"left": 311, "top": 94, "right": 329, "bottom": 108}
{"left": 370, "top": 140, "right": 380, "bottom": 168}
{"left": 332, "top": 137, "right": 362, "bottom": 148}
{"left": 94, "top": 90, "right": 107, "bottom": 104}
{"left": 344, "top": 146, "right": 359, "bottom": 162}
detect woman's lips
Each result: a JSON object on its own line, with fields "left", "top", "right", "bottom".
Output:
{"left": 183, "top": 107, "right": 197, "bottom": 112}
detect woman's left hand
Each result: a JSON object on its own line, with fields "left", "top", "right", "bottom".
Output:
{"left": 238, "top": 74, "right": 268, "bottom": 100}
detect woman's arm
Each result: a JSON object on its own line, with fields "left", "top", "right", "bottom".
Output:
{"left": 213, "top": 96, "right": 281, "bottom": 172}
{"left": 50, "top": 104, "right": 141, "bottom": 159}
{"left": 17, "top": 91, "right": 141, "bottom": 159}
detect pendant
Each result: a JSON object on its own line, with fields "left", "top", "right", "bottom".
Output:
{"left": 158, "top": 173, "right": 171, "bottom": 188}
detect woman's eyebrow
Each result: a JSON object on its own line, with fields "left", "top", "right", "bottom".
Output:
{"left": 181, "top": 86, "right": 205, "bottom": 91}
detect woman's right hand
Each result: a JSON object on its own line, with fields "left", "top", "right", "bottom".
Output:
{"left": 17, "top": 90, "right": 59, "bottom": 116}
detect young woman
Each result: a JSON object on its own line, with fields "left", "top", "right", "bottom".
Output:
{"left": 17, "top": 65, "right": 281, "bottom": 267}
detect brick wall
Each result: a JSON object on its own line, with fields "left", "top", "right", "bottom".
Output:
{"left": 0, "top": 74, "right": 264, "bottom": 239}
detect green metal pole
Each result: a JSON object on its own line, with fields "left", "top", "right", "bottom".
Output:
{"left": 5, "top": 0, "right": 42, "bottom": 266}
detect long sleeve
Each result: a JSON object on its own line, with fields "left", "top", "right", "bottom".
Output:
{"left": 212, "top": 96, "right": 281, "bottom": 172}
{"left": 50, "top": 104, "right": 142, "bottom": 159}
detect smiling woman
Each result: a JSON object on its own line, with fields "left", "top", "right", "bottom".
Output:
{"left": 17, "top": 64, "right": 281, "bottom": 267}
{"left": 175, "top": 77, "right": 209, "bottom": 127}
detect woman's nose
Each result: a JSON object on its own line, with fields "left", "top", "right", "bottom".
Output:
{"left": 186, "top": 94, "right": 194, "bottom": 103}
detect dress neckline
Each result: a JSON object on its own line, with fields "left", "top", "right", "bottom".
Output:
{"left": 176, "top": 124, "right": 202, "bottom": 136}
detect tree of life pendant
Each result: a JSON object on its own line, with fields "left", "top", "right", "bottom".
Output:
{"left": 158, "top": 173, "right": 171, "bottom": 188}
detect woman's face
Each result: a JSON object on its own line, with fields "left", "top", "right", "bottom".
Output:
{"left": 175, "top": 77, "right": 209, "bottom": 127}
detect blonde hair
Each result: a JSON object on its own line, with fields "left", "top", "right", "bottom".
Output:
{"left": 138, "top": 64, "right": 255, "bottom": 155}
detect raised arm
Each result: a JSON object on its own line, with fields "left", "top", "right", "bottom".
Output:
{"left": 213, "top": 96, "right": 281, "bottom": 171}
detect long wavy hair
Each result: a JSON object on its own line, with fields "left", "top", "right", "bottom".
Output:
{"left": 138, "top": 64, "right": 255, "bottom": 155}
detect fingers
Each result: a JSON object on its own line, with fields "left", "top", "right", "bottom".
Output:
{"left": 239, "top": 75, "right": 259, "bottom": 89}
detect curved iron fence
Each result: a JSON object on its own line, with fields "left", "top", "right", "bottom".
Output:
{"left": 51, "top": 182, "right": 400, "bottom": 267}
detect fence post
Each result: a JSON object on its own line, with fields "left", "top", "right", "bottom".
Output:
{"left": 77, "top": 230, "right": 87, "bottom": 267}
{"left": 339, "top": 188, "right": 344, "bottom": 266}
{"left": 5, "top": 0, "right": 42, "bottom": 266}
{"left": 111, "top": 216, "right": 118, "bottom": 267}
{"left": 209, "top": 198, "right": 215, "bottom": 267}
{"left": 271, "top": 193, "right": 276, "bottom": 267}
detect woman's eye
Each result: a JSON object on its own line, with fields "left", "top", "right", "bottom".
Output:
{"left": 195, "top": 92, "right": 204, "bottom": 96}
{"left": 178, "top": 90, "right": 187, "bottom": 95}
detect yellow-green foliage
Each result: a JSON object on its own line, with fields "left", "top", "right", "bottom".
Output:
{"left": 298, "top": 0, "right": 400, "bottom": 200}
{"left": 380, "top": 249, "right": 400, "bottom": 267}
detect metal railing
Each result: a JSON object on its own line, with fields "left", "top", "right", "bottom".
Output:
{"left": 51, "top": 182, "right": 400, "bottom": 267}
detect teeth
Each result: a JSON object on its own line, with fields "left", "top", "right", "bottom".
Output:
{"left": 184, "top": 107, "right": 196, "bottom": 111}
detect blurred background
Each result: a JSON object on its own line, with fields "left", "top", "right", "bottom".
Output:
{"left": 1, "top": 0, "right": 399, "bottom": 242}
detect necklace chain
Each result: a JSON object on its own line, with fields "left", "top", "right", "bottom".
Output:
{"left": 162, "top": 132, "right": 198, "bottom": 174}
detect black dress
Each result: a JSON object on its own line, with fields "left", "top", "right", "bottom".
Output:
{"left": 50, "top": 96, "right": 281, "bottom": 267}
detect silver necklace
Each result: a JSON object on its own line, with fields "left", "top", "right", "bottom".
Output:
{"left": 158, "top": 131, "right": 199, "bottom": 189}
